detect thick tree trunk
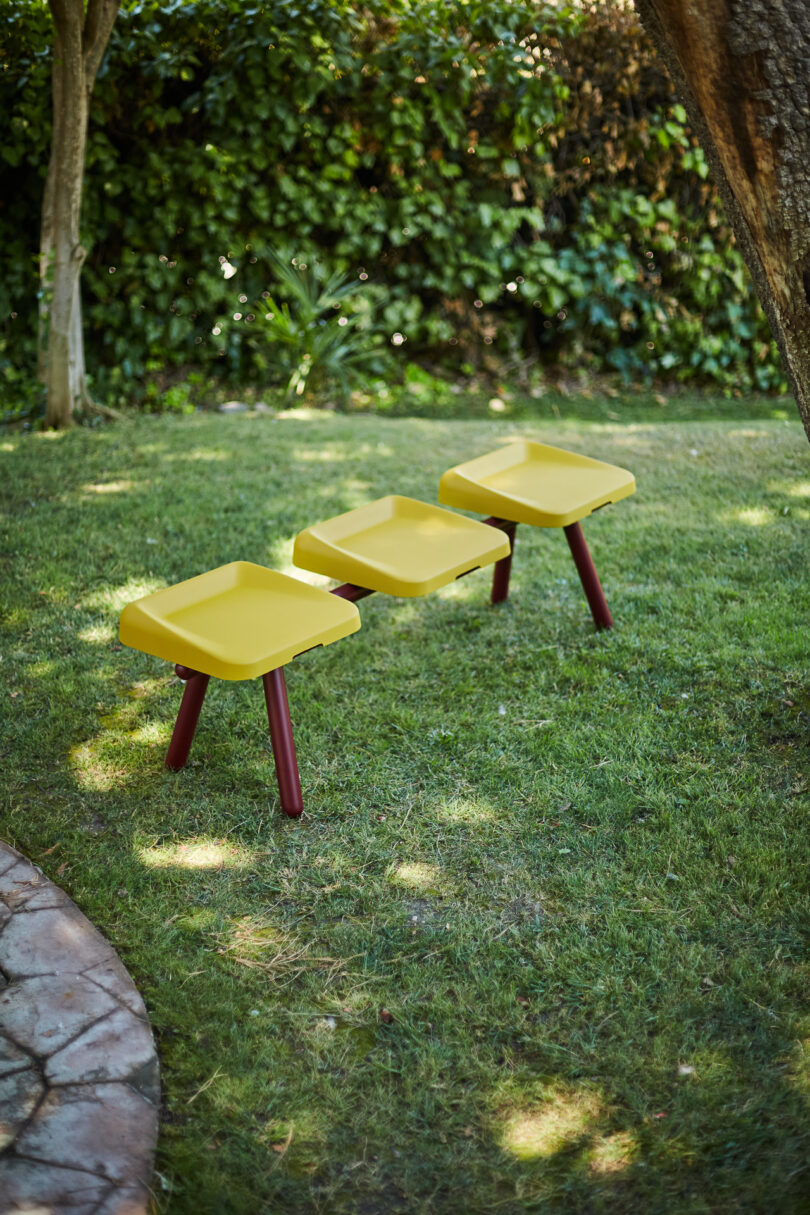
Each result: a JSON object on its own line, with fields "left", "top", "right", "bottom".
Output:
{"left": 41, "top": 0, "right": 119, "bottom": 429}
{"left": 633, "top": 1, "right": 810, "bottom": 442}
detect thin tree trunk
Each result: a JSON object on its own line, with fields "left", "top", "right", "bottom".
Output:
{"left": 37, "top": 154, "right": 55, "bottom": 385}
{"left": 634, "top": 0, "right": 810, "bottom": 443}
{"left": 42, "top": 0, "right": 119, "bottom": 429}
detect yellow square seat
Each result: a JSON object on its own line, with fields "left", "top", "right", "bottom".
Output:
{"left": 119, "top": 561, "right": 360, "bottom": 681}
{"left": 293, "top": 495, "right": 511, "bottom": 597}
{"left": 439, "top": 440, "right": 635, "bottom": 528}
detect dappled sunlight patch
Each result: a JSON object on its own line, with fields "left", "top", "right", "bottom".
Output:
{"left": 267, "top": 553, "right": 332, "bottom": 587}
{"left": 105, "top": 676, "right": 170, "bottom": 709}
{"left": 284, "top": 565, "right": 332, "bottom": 588}
{"left": 263, "top": 536, "right": 294, "bottom": 573}
{"left": 72, "top": 688, "right": 171, "bottom": 787}
{"left": 79, "top": 479, "right": 134, "bottom": 496}
{"left": 30, "top": 658, "right": 57, "bottom": 678}
{"left": 388, "top": 599, "right": 422, "bottom": 627}
{"left": 0, "top": 441, "right": 17, "bottom": 452}
{"left": 436, "top": 573, "right": 486, "bottom": 602}
{"left": 498, "top": 1088, "right": 603, "bottom": 1160}
{"left": 124, "top": 720, "right": 169, "bottom": 746}
{"left": 595, "top": 421, "right": 659, "bottom": 439}
{"left": 784, "top": 481, "right": 810, "bottom": 499}
{"left": 390, "top": 861, "right": 448, "bottom": 896}
{"left": 727, "top": 428, "right": 771, "bottom": 439}
{"left": 188, "top": 449, "right": 229, "bottom": 462}
{"left": 586, "top": 1129, "right": 638, "bottom": 1176}
{"left": 277, "top": 407, "right": 329, "bottom": 422}
{"left": 291, "top": 445, "right": 347, "bottom": 463}
{"left": 356, "top": 440, "right": 395, "bottom": 459}
{"left": 434, "top": 797, "right": 497, "bottom": 824}
{"left": 338, "top": 478, "right": 376, "bottom": 510}
{"left": 79, "top": 622, "right": 116, "bottom": 644}
{"left": 734, "top": 506, "right": 775, "bottom": 527}
{"left": 264, "top": 536, "right": 329, "bottom": 586}
{"left": 595, "top": 438, "right": 657, "bottom": 460}
{"left": 68, "top": 740, "right": 131, "bottom": 792}
{"left": 138, "top": 838, "right": 253, "bottom": 870}
{"left": 128, "top": 675, "right": 170, "bottom": 698}
{"left": 82, "top": 576, "right": 165, "bottom": 611}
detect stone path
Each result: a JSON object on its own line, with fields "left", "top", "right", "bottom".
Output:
{"left": 0, "top": 842, "right": 159, "bottom": 1214}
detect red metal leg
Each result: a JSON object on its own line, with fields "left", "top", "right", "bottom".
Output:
{"left": 490, "top": 522, "right": 517, "bottom": 604}
{"left": 564, "top": 521, "right": 613, "bottom": 630}
{"left": 482, "top": 518, "right": 517, "bottom": 604}
{"left": 165, "top": 666, "right": 210, "bottom": 771}
{"left": 331, "top": 583, "right": 375, "bottom": 602}
{"left": 262, "top": 667, "right": 304, "bottom": 818}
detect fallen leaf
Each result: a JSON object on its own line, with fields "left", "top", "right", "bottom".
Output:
{"left": 56, "top": 862, "right": 68, "bottom": 876}
{"left": 272, "top": 1125, "right": 294, "bottom": 1158}
{"left": 380, "top": 1008, "right": 394, "bottom": 1024}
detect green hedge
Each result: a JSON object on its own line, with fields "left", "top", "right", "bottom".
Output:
{"left": 0, "top": 0, "right": 785, "bottom": 402}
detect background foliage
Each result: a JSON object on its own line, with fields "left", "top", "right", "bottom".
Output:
{"left": 0, "top": 0, "right": 785, "bottom": 406}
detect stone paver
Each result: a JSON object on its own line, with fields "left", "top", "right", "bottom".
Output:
{"left": 93, "top": 1182, "right": 156, "bottom": 1215}
{"left": 0, "top": 1157, "right": 112, "bottom": 1212}
{"left": 0, "top": 1067, "right": 45, "bottom": 1149}
{"left": 0, "top": 842, "right": 159, "bottom": 1215}
{"left": 83, "top": 959, "right": 149, "bottom": 1019}
{"left": 0, "top": 974, "right": 119, "bottom": 1055}
{"left": 1, "top": 905, "right": 115, "bottom": 979}
{"left": 16, "top": 1083, "right": 157, "bottom": 1184}
{"left": 0, "top": 1036, "right": 32, "bottom": 1078}
{"left": 44, "top": 1008, "right": 157, "bottom": 1088}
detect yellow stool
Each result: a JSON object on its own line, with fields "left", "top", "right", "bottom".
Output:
{"left": 120, "top": 562, "right": 360, "bottom": 816}
{"left": 293, "top": 495, "right": 510, "bottom": 599}
{"left": 439, "top": 440, "right": 635, "bottom": 628}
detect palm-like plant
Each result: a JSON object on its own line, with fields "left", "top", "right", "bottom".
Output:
{"left": 257, "top": 252, "right": 383, "bottom": 401}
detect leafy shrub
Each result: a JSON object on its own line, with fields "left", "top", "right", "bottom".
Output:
{"left": 250, "top": 252, "right": 386, "bottom": 401}
{"left": 0, "top": 0, "right": 785, "bottom": 401}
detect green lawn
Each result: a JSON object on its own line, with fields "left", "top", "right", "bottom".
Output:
{"left": 1, "top": 400, "right": 809, "bottom": 1213}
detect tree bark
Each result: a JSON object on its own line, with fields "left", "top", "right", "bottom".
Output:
{"left": 633, "top": 0, "right": 810, "bottom": 443}
{"left": 41, "top": 0, "right": 119, "bottom": 429}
